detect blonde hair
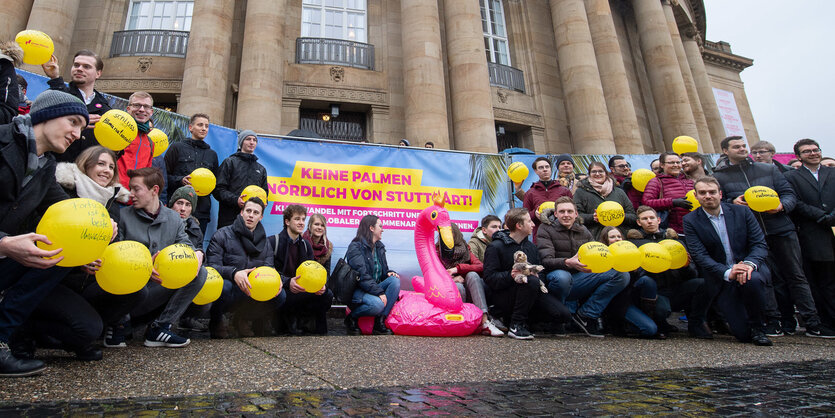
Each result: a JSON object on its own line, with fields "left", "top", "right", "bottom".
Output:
{"left": 307, "top": 213, "right": 329, "bottom": 243}
{"left": 128, "top": 91, "right": 153, "bottom": 105}
{"left": 75, "top": 145, "right": 120, "bottom": 187}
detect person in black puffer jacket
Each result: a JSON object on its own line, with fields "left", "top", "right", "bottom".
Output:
{"left": 713, "top": 136, "right": 832, "bottom": 337}
{"left": 206, "top": 197, "right": 284, "bottom": 338}
{"left": 213, "top": 130, "right": 268, "bottom": 229}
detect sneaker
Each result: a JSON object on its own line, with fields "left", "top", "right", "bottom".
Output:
{"left": 0, "top": 342, "right": 46, "bottom": 378}
{"left": 572, "top": 313, "right": 604, "bottom": 338}
{"left": 481, "top": 320, "right": 505, "bottom": 337}
{"left": 806, "top": 324, "right": 835, "bottom": 339}
{"left": 763, "top": 322, "right": 784, "bottom": 337}
{"left": 490, "top": 317, "right": 508, "bottom": 333}
{"left": 178, "top": 316, "right": 208, "bottom": 332}
{"left": 103, "top": 326, "right": 127, "bottom": 348}
{"left": 144, "top": 323, "right": 190, "bottom": 348}
{"left": 507, "top": 323, "right": 534, "bottom": 340}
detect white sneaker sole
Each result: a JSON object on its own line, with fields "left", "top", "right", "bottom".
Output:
{"left": 144, "top": 339, "right": 190, "bottom": 348}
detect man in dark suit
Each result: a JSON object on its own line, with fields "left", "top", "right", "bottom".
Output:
{"left": 682, "top": 177, "right": 773, "bottom": 346}
{"left": 784, "top": 139, "right": 835, "bottom": 332}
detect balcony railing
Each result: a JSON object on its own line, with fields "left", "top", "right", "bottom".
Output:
{"left": 110, "top": 30, "right": 189, "bottom": 58}
{"left": 295, "top": 37, "right": 374, "bottom": 70}
{"left": 488, "top": 62, "right": 525, "bottom": 93}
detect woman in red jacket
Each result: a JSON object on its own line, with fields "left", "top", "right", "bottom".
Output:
{"left": 641, "top": 152, "right": 694, "bottom": 234}
{"left": 436, "top": 223, "right": 504, "bottom": 336}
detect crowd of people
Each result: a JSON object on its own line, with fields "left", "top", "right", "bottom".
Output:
{"left": 1, "top": 45, "right": 833, "bottom": 379}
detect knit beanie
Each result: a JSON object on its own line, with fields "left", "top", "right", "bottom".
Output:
{"left": 29, "top": 90, "right": 89, "bottom": 126}
{"left": 237, "top": 129, "right": 256, "bottom": 151}
{"left": 555, "top": 154, "right": 573, "bottom": 168}
{"left": 169, "top": 185, "right": 197, "bottom": 209}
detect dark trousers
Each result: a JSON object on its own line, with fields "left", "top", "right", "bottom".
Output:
{"left": 658, "top": 278, "right": 708, "bottom": 321}
{"left": 0, "top": 259, "right": 69, "bottom": 342}
{"left": 764, "top": 233, "right": 821, "bottom": 328}
{"left": 707, "top": 271, "right": 769, "bottom": 342}
{"left": 282, "top": 288, "right": 334, "bottom": 333}
{"left": 805, "top": 260, "right": 835, "bottom": 328}
{"left": 489, "top": 275, "right": 542, "bottom": 326}
{"left": 210, "top": 280, "right": 287, "bottom": 321}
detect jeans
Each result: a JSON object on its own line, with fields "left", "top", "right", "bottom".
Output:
{"left": 350, "top": 275, "right": 400, "bottom": 318}
{"left": 624, "top": 305, "right": 657, "bottom": 336}
{"left": 456, "top": 272, "right": 489, "bottom": 314}
{"left": 210, "top": 279, "right": 287, "bottom": 321}
{"left": 545, "top": 269, "right": 630, "bottom": 319}
{"left": 0, "top": 259, "right": 69, "bottom": 342}
{"left": 131, "top": 266, "right": 207, "bottom": 326}
{"left": 633, "top": 276, "right": 657, "bottom": 300}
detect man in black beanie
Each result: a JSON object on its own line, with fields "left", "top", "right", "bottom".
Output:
{"left": 213, "top": 129, "right": 268, "bottom": 229}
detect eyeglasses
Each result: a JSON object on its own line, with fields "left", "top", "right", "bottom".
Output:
{"left": 128, "top": 103, "right": 153, "bottom": 110}
{"left": 800, "top": 148, "right": 822, "bottom": 155}
{"left": 664, "top": 161, "right": 682, "bottom": 165}
{"left": 750, "top": 150, "right": 773, "bottom": 155}
{"left": 589, "top": 170, "right": 606, "bottom": 175}
{"left": 613, "top": 163, "right": 631, "bottom": 169}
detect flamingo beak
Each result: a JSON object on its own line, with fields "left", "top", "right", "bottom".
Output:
{"left": 438, "top": 226, "right": 454, "bottom": 249}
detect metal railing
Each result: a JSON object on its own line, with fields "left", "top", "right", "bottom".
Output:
{"left": 110, "top": 30, "right": 189, "bottom": 58}
{"left": 488, "top": 62, "right": 525, "bottom": 93}
{"left": 295, "top": 37, "right": 374, "bottom": 70}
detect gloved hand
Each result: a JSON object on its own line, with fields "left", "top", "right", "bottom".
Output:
{"left": 672, "top": 198, "right": 693, "bottom": 210}
{"left": 816, "top": 213, "right": 835, "bottom": 226}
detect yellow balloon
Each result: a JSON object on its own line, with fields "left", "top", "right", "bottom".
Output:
{"left": 596, "top": 201, "right": 625, "bottom": 227}
{"left": 240, "top": 185, "right": 267, "bottom": 204}
{"left": 154, "top": 244, "right": 199, "bottom": 289}
{"left": 659, "top": 239, "right": 689, "bottom": 270}
{"left": 148, "top": 128, "right": 169, "bottom": 158}
{"left": 296, "top": 260, "right": 327, "bottom": 293}
{"left": 507, "top": 162, "right": 529, "bottom": 183}
{"left": 36, "top": 198, "right": 112, "bottom": 267}
{"left": 193, "top": 266, "right": 223, "bottom": 305}
{"left": 248, "top": 266, "right": 282, "bottom": 302}
{"left": 94, "top": 109, "right": 138, "bottom": 151}
{"left": 537, "top": 201, "right": 555, "bottom": 215}
{"left": 15, "top": 30, "right": 54, "bottom": 65}
{"left": 672, "top": 135, "right": 699, "bottom": 154}
{"left": 96, "top": 241, "right": 152, "bottom": 295}
{"left": 639, "top": 243, "right": 672, "bottom": 273}
{"left": 744, "top": 186, "right": 780, "bottom": 212}
{"left": 608, "top": 241, "right": 642, "bottom": 272}
{"left": 577, "top": 242, "right": 613, "bottom": 273}
{"left": 685, "top": 189, "right": 700, "bottom": 211}
{"left": 631, "top": 169, "right": 655, "bottom": 192}
{"left": 190, "top": 168, "right": 216, "bottom": 196}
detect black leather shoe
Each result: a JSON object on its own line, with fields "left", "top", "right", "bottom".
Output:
{"left": 0, "top": 343, "right": 46, "bottom": 377}
{"left": 688, "top": 322, "right": 714, "bottom": 339}
{"left": 74, "top": 346, "right": 103, "bottom": 362}
{"left": 751, "top": 330, "right": 773, "bottom": 346}
{"left": 344, "top": 316, "right": 360, "bottom": 335}
{"left": 372, "top": 317, "right": 393, "bottom": 335}
{"left": 285, "top": 316, "right": 302, "bottom": 336}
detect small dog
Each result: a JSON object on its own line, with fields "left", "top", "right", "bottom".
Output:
{"left": 512, "top": 251, "right": 547, "bottom": 293}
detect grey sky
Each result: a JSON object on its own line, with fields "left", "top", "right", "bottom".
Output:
{"left": 704, "top": 1, "right": 835, "bottom": 153}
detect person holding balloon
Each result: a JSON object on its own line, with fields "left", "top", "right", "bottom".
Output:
{"left": 642, "top": 152, "right": 694, "bottom": 234}
{"left": 213, "top": 129, "right": 268, "bottom": 229}
{"left": 0, "top": 40, "right": 23, "bottom": 124}
{"left": 207, "top": 197, "right": 285, "bottom": 339}
{"left": 520, "top": 157, "right": 573, "bottom": 242}
{"left": 42, "top": 50, "right": 112, "bottom": 164}
{"left": 119, "top": 167, "right": 207, "bottom": 348}
{"left": 116, "top": 92, "right": 156, "bottom": 190}
{"left": 0, "top": 89, "right": 93, "bottom": 377}
{"left": 713, "top": 136, "right": 834, "bottom": 338}
{"left": 304, "top": 213, "right": 333, "bottom": 276}
{"left": 168, "top": 185, "right": 211, "bottom": 333}
{"left": 572, "top": 162, "right": 636, "bottom": 239}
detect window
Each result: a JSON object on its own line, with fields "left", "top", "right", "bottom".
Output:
{"left": 480, "top": 0, "right": 510, "bottom": 65}
{"left": 127, "top": 1, "right": 193, "bottom": 31}
{"left": 301, "top": 0, "right": 367, "bottom": 43}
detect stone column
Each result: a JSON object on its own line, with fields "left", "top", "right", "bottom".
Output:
{"left": 1, "top": 0, "right": 34, "bottom": 41}
{"left": 401, "top": 0, "right": 450, "bottom": 148}
{"left": 631, "top": 0, "right": 697, "bottom": 148}
{"left": 663, "top": 2, "right": 713, "bottom": 152}
{"left": 178, "top": 0, "right": 234, "bottom": 123}
{"left": 235, "top": 0, "right": 284, "bottom": 133}
{"left": 683, "top": 29, "right": 725, "bottom": 151}
{"left": 550, "top": 0, "right": 616, "bottom": 153}
{"left": 443, "top": 0, "right": 496, "bottom": 153}
{"left": 23, "top": 0, "right": 80, "bottom": 73}
{"left": 584, "top": 0, "right": 643, "bottom": 153}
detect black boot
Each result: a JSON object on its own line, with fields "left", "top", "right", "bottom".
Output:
{"left": 0, "top": 342, "right": 46, "bottom": 378}
{"left": 344, "top": 315, "right": 360, "bottom": 335}
{"left": 372, "top": 316, "right": 393, "bottom": 335}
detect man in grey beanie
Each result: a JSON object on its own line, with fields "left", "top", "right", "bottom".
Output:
{"left": 0, "top": 89, "right": 92, "bottom": 377}
{"left": 213, "top": 129, "right": 268, "bottom": 229}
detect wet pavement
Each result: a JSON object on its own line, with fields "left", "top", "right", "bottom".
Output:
{"left": 1, "top": 359, "right": 834, "bottom": 416}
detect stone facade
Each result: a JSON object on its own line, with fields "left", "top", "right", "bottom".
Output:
{"left": 9, "top": 0, "right": 759, "bottom": 154}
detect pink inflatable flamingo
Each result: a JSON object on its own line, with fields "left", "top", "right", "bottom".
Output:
{"left": 386, "top": 192, "right": 482, "bottom": 336}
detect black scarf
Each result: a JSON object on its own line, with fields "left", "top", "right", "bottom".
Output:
{"left": 232, "top": 215, "right": 267, "bottom": 256}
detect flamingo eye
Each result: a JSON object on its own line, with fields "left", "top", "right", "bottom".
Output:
{"left": 431, "top": 211, "right": 437, "bottom": 219}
